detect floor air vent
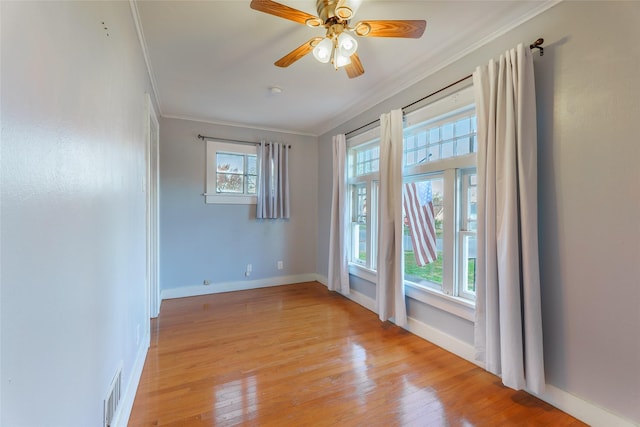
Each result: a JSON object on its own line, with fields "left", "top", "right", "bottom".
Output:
{"left": 104, "top": 366, "right": 122, "bottom": 427}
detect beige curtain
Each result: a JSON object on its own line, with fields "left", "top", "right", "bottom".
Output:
{"left": 328, "top": 134, "right": 350, "bottom": 294}
{"left": 376, "top": 109, "right": 407, "bottom": 327}
{"left": 473, "top": 43, "right": 545, "bottom": 394}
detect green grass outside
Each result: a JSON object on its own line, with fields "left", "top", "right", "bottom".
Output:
{"left": 404, "top": 251, "right": 476, "bottom": 292}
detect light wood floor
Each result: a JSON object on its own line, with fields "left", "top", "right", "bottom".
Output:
{"left": 129, "top": 282, "right": 585, "bottom": 427}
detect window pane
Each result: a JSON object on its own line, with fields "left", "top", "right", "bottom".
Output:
{"left": 458, "top": 169, "right": 477, "bottom": 298}
{"left": 461, "top": 233, "right": 477, "bottom": 294}
{"left": 429, "top": 128, "right": 439, "bottom": 142}
{"left": 217, "top": 173, "right": 244, "bottom": 193}
{"left": 217, "top": 153, "right": 244, "bottom": 174}
{"left": 352, "top": 144, "right": 380, "bottom": 177}
{"left": 456, "top": 137, "right": 470, "bottom": 155}
{"left": 442, "top": 123, "right": 454, "bottom": 140}
{"left": 403, "top": 177, "right": 445, "bottom": 290}
{"left": 352, "top": 185, "right": 367, "bottom": 264}
{"left": 428, "top": 145, "right": 439, "bottom": 161}
{"left": 441, "top": 141, "right": 453, "bottom": 158}
{"left": 247, "top": 175, "right": 257, "bottom": 194}
{"left": 247, "top": 155, "right": 257, "bottom": 175}
{"left": 455, "top": 118, "right": 470, "bottom": 136}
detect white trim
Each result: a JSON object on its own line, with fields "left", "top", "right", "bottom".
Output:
{"left": 530, "top": 384, "right": 637, "bottom": 427}
{"left": 161, "top": 274, "right": 318, "bottom": 300}
{"left": 348, "top": 263, "right": 377, "bottom": 284}
{"left": 112, "top": 331, "right": 150, "bottom": 427}
{"left": 346, "top": 126, "right": 381, "bottom": 148}
{"left": 404, "top": 86, "right": 475, "bottom": 128}
{"left": 405, "top": 282, "right": 475, "bottom": 322}
{"left": 145, "top": 93, "right": 160, "bottom": 319}
{"left": 405, "top": 316, "right": 479, "bottom": 366}
{"left": 162, "top": 113, "right": 317, "bottom": 138}
{"left": 343, "top": 288, "right": 377, "bottom": 314}
{"left": 314, "top": 274, "right": 328, "bottom": 287}
{"left": 129, "top": 1, "right": 163, "bottom": 117}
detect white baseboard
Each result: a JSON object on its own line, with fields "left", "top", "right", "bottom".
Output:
{"left": 530, "top": 384, "right": 637, "bottom": 427}
{"left": 343, "top": 288, "right": 377, "bottom": 313}
{"left": 405, "top": 316, "right": 480, "bottom": 367}
{"left": 314, "top": 274, "right": 328, "bottom": 287}
{"left": 112, "top": 331, "right": 150, "bottom": 427}
{"left": 161, "top": 274, "right": 319, "bottom": 300}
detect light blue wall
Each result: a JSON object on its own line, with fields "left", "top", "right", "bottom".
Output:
{"left": 159, "top": 118, "right": 318, "bottom": 293}
{"left": 317, "top": 2, "right": 640, "bottom": 423}
{"left": 1, "top": 2, "right": 156, "bottom": 425}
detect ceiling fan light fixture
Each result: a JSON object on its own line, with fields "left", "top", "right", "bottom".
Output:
{"left": 335, "top": 0, "right": 362, "bottom": 20}
{"left": 337, "top": 31, "right": 358, "bottom": 56}
{"left": 312, "top": 37, "right": 333, "bottom": 63}
{"left": 334, "top": 48, "right": 352, "bottom": 69}
{"left": 305, "top": 17, "right": 323, "bottom": 28}
{"left": 354, "top": 21, "right": 371, "bottom": 37}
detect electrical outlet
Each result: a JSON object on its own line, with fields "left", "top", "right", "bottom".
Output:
{"left": 246, "top": 264, "right": 252, "bottom": 272}
{"left": 203, "top": 279, "right": 211, "bottom": 286}
{"left": 277, "top": 261, "right": 283, "bottom": 270}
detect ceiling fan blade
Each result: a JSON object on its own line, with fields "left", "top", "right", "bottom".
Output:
{"left": 345, "top": 53, "right": 364, "bottom": 79}
{"left": 354, "top": 20, "right": 427, "bottom": 38}
{"left": 275, "top": 37, "right": 323, "bottom": 68}
{"left": 250, "top": 0, "right": 320, "bottom": 26}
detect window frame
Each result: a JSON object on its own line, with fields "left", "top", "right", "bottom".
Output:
{"left": 347, "top": 127, "right": 380, "bottom": 280}
{"left": 205, "top": 140, "right": 258, "bottom": 205}
{"left": 402, "top": 85, "right": 477, "bottom": 305}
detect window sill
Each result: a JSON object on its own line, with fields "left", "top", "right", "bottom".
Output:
{"left": 348, "top": 263, "right": 377, "bottom": 283}
{"left": 204, "top": 193, "right": 257, "bottom": 205}
{"left": 404, "top": 282, "right": 475, "bottom": 322}
{"left": 347, "top": 263, "right": 476, "bottom": 322}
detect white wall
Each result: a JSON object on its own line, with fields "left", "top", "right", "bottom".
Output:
{"left": 159, "top": 118, "right": 318, "bottom": 297}
{"left": 1, "top": 2, "right": 155, "bottom": 425}
{"left": 317, "top": 1, "right": 640, "bottom": 424}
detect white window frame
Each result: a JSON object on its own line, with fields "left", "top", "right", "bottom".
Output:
{"left": 402, "top": 85, "right": 477, "bottom": 313}
{"left": 347, "top": 127, "right": 380, "bottom": 281}
{"left": 205, "top": 140, "right": 257, "bottom": 205}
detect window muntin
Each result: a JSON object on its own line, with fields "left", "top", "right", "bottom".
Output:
{"left": 216, "top": 152, "right": 257, "bottom": 195}
{"left": 354, "top": 144, "right": 380, "bottom": 176}
{"left": 404, "top": 111, "right": 477, "bottom": 166}
{"left": 205, "top": 140, "right": 258, "bottom": 204}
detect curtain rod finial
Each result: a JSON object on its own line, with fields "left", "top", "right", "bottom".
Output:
{"left": 530, "top": 38, "right": 544, "bottom": 56}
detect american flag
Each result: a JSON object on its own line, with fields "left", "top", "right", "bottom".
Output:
{"left": 403, "top": 181, "right": 437, "bottom": 266}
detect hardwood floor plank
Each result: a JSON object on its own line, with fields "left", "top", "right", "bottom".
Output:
{"left": 129, "top": 282, "right": 584, "bottom": 426}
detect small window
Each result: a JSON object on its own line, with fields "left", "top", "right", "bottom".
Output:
{"left": 206, "top": 140, "right": 257, "bottom": 204}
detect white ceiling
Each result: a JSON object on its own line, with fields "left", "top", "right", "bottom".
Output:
{"left": 134, "top": 0, "right": 552, "bottom": 136}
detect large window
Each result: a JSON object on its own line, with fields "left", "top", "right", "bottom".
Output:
{"left": 345, "top": 86, "right": 477, "bottom": 307}
{"left": 403, "top": 86, "right": 477, "bottom": 302}
{"left": 205, "top": 140, "right": 257, "bottom": 204}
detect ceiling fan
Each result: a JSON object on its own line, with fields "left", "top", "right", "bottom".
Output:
{"left": 250, "top": 0, "right": 427, "bottom": 78}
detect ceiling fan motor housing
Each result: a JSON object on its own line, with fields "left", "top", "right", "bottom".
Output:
{"left": 317, "top": 0, "right": 342, "bottom": 23}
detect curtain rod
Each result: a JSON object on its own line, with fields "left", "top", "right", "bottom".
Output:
{"left": 345, "top": 38, "right": 544, "bottom": 137}
{"left": 197, "top": 134, "right": 291, "bottom": 148}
